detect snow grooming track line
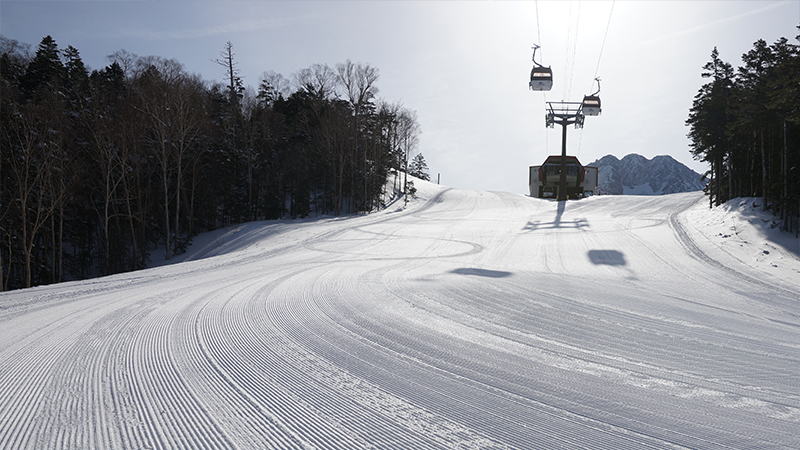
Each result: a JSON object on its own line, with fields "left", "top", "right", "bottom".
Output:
{"left": 424, "top": 273, "right": 800, "bottom": 420}
{"left": 301, "top": 267, "right": 688, "bottom": 450}
{"left": 130, "top": 290, "right": 234, "bottom": 450}
{"left": 260, "top": 270, "right": 451, "bottom": 449}
{"left": 669, "top": 207, "right": 800, "bottom": 303}
{"left": 37, "top": 302, "right": 148, "bottom": 450}
{"left": 3, "top": 183, "right": 800, "bottom": 449}
{"left": 286, "top": 266, "right": 508, "bottom": 449}
{"left": 300, "top": 189, "right": 483, "bottom": 263}
{"left": 372, "top": 277, "right": 757, "bottom": 450}
{"left": 270, "top": 200, "right": 692, "bottom": 450}
{"left": 600, "top": 194, "right": 706, "bottom": 283}
{"left": 422, "top": 193, "right": 792, "bottom": 448}
{"left": 198, "top": 266, "right": 373, "bottom": 449}
{"left": 181, "top": 272, "right": 316, "bottom": 449}
{"left": 0, "top": 319, "right": 69, "bottom": 449}
{"left": 0, "top": 290, "right": 162, "bottom": 450}
{"left": 366, "top": 192, "right": 798, "bottom": 448}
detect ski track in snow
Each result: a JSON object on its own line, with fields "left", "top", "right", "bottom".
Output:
{"left": 2, "top": 184, "right": 799, "bottom": 450}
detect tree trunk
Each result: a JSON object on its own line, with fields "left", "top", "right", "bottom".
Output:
{"left": 727, "top": 151, "right": 733, "bottom": 202}
{"left": 174, "top": 152, "right": 182, "bottom": 256}
{"left": 0, "top": 242, "right": 4, "bottom": 292}
{"left": 58, "top": 194, "right": 64, "bottom": 282}
{"left": 104, "top": 169, "right": 111, "bottom": 274}
{"left": 709, "top": 162, "right": 714, "bottom": 209}
{"left": 162, "top": 150, "right": 171, "bottom": 261}
{"left": 122, "top": 170, "right": 139, "bottom": 271}
{"left": 50, "top": 212, "right": 56, "bottom": 284}
{"left": 715, "top": 156, "right": 722, "bottom": 206}
{"left": 782, "top": 120, "right": 788, "bottom": 231}
{"left": 23, "top": 231, "right": 31, "bottom": 288}
{"left": 761, "top": 128, "right": 767, "bottom": 211}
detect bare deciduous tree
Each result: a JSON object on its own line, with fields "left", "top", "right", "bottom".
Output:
{"left": 213, "top": 41, "right": 243, "bottom": 105}
{"left": 293, "top": 63, "right": 338, "bottom": 100}
{"left": 5, "top": 99, "right": 69, "bottom": 287}
{"left": 135, "top": 58, "right": 205, "bottom": 259}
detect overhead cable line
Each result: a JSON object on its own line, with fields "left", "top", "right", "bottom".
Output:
{"left": 562, "top": 1, "right": 580, "bottom": 102}
{"left": 535, "top": 0, "right": 549, "bottom": 154}
{"left": 561, "top": 3, "right": 572, "bottom": 101}
{"left": 535, "top": 0, "right": 542, "bottom": 55}
{"left": 576, "top": 2, "right": 613, "bottom": 158}
{"left": 591, "top": 1, "right": 615, "bottom": 90}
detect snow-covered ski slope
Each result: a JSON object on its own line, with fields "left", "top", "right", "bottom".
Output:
{"left": 2, "top": 178, "right": 799, "bottom": 450}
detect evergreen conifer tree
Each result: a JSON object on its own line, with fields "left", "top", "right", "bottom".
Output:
{"left": 21, "top": 35, "right": 64, "bottom": 99}
{"left": 409, "top": 153, "right": 430, "bottom": 181}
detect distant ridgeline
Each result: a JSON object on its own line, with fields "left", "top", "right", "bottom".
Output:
{"left": 587, "top": 154, "right": 705, "bottom": 196}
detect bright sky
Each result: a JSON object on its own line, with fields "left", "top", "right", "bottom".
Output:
{"left": 2, "top": 1, "right": 798, "bottom": 194}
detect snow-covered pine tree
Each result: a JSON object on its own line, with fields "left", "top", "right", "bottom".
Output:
{"left": 409, "top": 153, "right": 430, "bottom": 181}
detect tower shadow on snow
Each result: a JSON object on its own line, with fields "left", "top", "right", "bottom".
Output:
{"left": 524, "top": 200, "right": 589, "bottom": 231}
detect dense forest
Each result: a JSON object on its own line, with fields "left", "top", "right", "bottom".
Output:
{"left": 686, "top": 29, "right": 800, "bottom": 234}
{"left": 1, "top": 36, "right": 429, "bottom": 291}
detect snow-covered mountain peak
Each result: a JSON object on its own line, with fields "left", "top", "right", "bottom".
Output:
{"left": 587, "top": 153, "right": 705, "bottom": 195}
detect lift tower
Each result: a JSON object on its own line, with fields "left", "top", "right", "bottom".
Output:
{"left": 539, "top": 78, "right": 601, "bottom": 201}
{"left": 529, "top": 43, "right": 602, "bottom": 200}
{"left": 545, "top": 102, "right": 585, "bottom": 201}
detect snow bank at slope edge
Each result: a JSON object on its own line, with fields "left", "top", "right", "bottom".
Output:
{"left": 683, "top": 196, "right": 800, "bottom": 283}
{"left": 148, "top": 172, "right": 448, "bottom": 268}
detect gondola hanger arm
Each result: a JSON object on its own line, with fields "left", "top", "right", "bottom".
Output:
{"left": 531, "top": 44, "right": 543, "bottom": 68}
{"left": 590, "top": 77, "right": 601, "bottom": 97}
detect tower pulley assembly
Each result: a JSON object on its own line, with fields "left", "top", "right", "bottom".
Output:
{"left": 529, "top": 44, "right": 553, "bottom": 91}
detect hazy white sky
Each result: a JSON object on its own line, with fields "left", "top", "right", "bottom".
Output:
{"left": 2, "top": 1, "right": 798, "bottom": 193}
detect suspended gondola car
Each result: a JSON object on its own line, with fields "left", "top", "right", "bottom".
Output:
{"left": 582, "top": 78, "right": 602, "bottom": 116}
{"left": 529, "top": 44, "right": 553, "bottom": 91}
{"left": 582, "top": 95, "right": 601, "bottom": 115}
{"left": 530, "top": 68, "right": 553, "bottom": 91}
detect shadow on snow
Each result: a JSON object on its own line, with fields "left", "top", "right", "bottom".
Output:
{"left": 524, "top": 200, "right": 590, "bottom": 231}
{"left": 451, "top": 268, "right": 513, "bottom": 278}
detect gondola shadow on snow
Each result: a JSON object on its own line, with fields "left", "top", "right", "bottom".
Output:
{"left": 587, "top": 249, "right": 638, "bottom": 280}
{"left": 587, "top": 249, "right": 627, "bottom": 266}
{"left": 451, "top": 268, "right": 513, "bottom": 278}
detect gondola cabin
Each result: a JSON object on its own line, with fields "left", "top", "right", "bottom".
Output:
{"left": 529, "top": 66, "right": 553, "bottom": 91}
{"left": 529, "top": 155, "right": 598, "bottom": 199}
{"left": 582, "top": 95, "right": 601, "bottom": 116}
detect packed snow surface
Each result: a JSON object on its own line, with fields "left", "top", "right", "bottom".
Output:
{"left": 2, "top": 178, "right": 799, "bottom": 450}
